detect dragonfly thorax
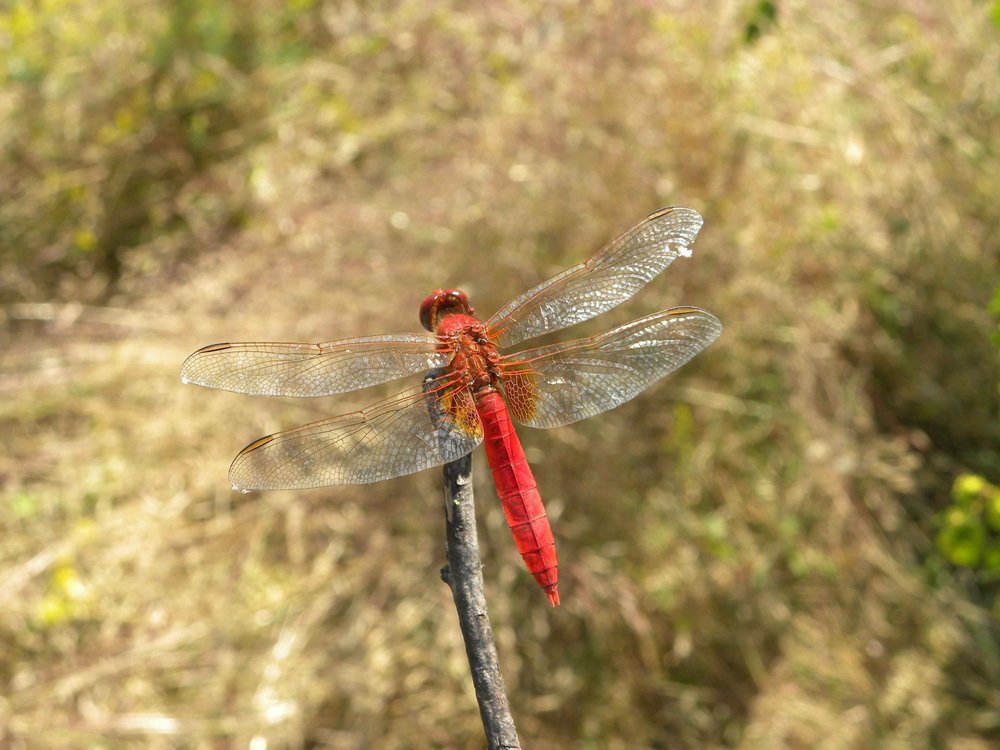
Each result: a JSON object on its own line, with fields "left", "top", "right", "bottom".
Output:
{"left": 435, "top": 315, "right": 501, "bottom": 393}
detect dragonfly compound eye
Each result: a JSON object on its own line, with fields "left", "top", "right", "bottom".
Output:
{"left": 419, "top": 289, "right": 474, "bottom": 331}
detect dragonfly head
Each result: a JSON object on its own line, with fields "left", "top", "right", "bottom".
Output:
{"left": 420, "top": 289, "right": 474, "bottom": 331}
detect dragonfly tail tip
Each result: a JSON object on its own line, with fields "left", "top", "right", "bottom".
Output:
{"left": 547, "top": 588, "right": 560, "bottom": 607}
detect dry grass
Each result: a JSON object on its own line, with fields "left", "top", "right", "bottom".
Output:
{"left": 2, "top": 1, "right": 999, "bottom": 748}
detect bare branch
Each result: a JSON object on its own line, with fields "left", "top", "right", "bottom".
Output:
{"left": 440, "top": 452, "right": 521, "bottom": 749}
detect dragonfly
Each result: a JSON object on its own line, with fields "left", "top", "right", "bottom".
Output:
{"left": 180, "top": 207, "right": 722, "bottom": 606}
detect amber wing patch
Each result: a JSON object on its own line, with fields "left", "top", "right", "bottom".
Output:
{"left": 499, "top": 367, "right": 540, "bottom": 423}
{"left": 440, "top": 382, "right": 484, "bottom": 439}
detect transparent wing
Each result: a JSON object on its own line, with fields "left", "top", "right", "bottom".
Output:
{"left": 180, "top": 334, "right": 450, "bottom": 397}
{"left": 228, "top": 376, "right": 483, "bottom": 490}
{"left": 485, "top": 207, "right": 704, "bottom": 349}
{"left": 499, "top": 307, "right": 722, "bottom": 428}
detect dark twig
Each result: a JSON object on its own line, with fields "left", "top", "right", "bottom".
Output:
{"left": 422, "top": 367, "right": 519, "bottom": 748}
{"left": 440, "top": 453, "right": 521, "bottom": 749}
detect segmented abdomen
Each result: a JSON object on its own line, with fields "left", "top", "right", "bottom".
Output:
{"left": 475, "top": 389, "right": 560, "bottom": 606}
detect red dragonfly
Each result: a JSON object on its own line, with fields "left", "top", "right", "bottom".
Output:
{"left": 181, "top": 207, "right": 721, "bottom": 606}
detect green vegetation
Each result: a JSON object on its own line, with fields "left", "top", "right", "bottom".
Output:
{"left": 1, "top": 1, "right": 998, "bottom": 747}
{"left": 938, "top": 474, "right": 1000, "bottom": 573}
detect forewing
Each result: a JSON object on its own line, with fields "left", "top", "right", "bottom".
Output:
{"left": 181, "top": 334, "right": 449, "bottom": 397}
{"left": 486, "top": 207, "right": 703, "bottom": 349}
{"left": 229, "top": 377, "right": 483, "bottom": 490}
{"left": 500, "top": 307, "right": 722, "bottom": 428}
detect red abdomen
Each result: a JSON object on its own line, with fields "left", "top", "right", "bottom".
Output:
{"left": 475, "top": 389, "right": 560, "bottom": 606}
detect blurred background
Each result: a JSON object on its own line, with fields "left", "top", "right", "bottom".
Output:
{"left": 2, "top": 1, "right": 999, "bottom": 748}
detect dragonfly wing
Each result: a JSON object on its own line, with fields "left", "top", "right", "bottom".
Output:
{"left": 500, "top": 307, "right": 721, "bottom": 428}
{"left": 485, "top": 207, "right": 703, "bottom": 349}
{"left": 229, "top": 377, "right": 483, "bottom": 490}
{"left": 181, "top": 334, "right": 449, "bottom": 397}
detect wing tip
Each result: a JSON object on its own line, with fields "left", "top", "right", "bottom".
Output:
{"left": 180, "top": 343, "right": 233, "bottom": 386}
{"left": 675, "top": 306, "right": 724, "bottom": 342}
{"left": 647, "top": 206, "right": 704, "bottom": 258}
{"left": 228, "top": 435, "right": 278, "bottom": 492}
{"left": 228, "top": 467, "right": 257, "bottom": 493}
{"left": 649, "top": 205, "right": 704, "bottom": 225}
{"left": 178, "top": 363, "right": 201, "bottom": 386}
